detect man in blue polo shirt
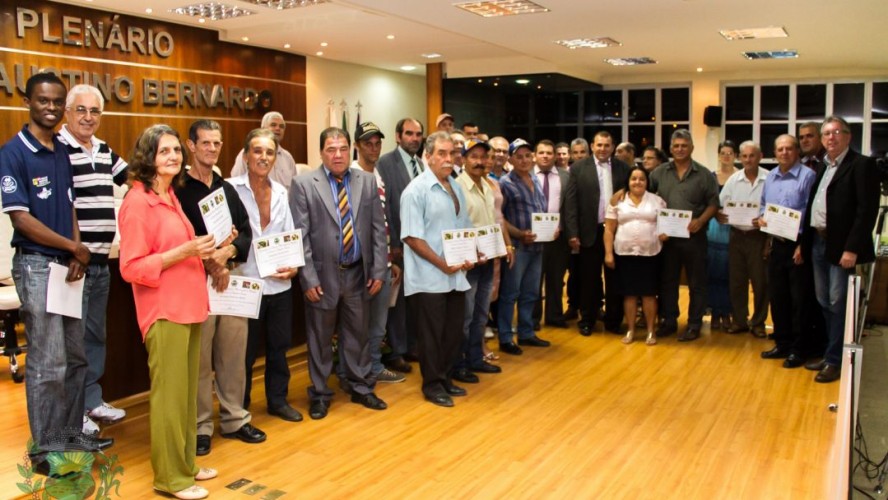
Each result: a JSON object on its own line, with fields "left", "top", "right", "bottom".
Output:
{"left": 0, "top": 73, "right": 112, "bottom": 476}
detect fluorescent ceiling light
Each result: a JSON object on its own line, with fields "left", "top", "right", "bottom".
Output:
{"left": 454, "top": 0, "right": 550, "bottom": 18}
{"left": 422, "top": 53, "right": 442, "bottom": 59}
{"left": 241, "top": 0, "right": 329, "bottom": 8}
{"left": 554, "top": 37, "right": 621, "bottom": 49}
{"left": 169, "top": 3, "right": 255, "bottom": 20}
{"left": 604, "top": 57, "right": 657, "bottom": 66}
{"left": 742, "top": 50, "right": 798, "bottom": 60}
{"left": 516, "top": 78, "right": 530, "bottom": 84}
{"left": 401, "top": 65, "right": 416, "bottom": 71}
{"left": 720, "top": 26, "right": 788, "bottom": 41}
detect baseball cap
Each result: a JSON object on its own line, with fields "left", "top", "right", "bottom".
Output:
{"left": 509, "top": 138, "right": 532, "bottom": 156}
{"left": 435, "top": 113, "right": 454, "bottom": 128}
{"left": 356, "top": 122, "right": 385, "bottom": 141}
{"left": 462, "top": 139, "right": 491, "bottom": 155}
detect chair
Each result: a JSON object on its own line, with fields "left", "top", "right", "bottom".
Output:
{"left": 0, "top": 213, "right": 23, "bottom": 382}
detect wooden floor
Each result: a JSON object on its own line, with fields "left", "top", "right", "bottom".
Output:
{"left": 1, "top": 290, "right": 839, "bottom": 499}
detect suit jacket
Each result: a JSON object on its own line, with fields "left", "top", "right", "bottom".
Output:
{"left": 290, "top": 167, "right": 388, "bottom": 309}
{"left": 563, "top": 157, "right": 630, "bottom": 247}
{"left": 803, "top": 149, "right": 880, "bottom": 265}
{"left": 376, "top": 147, "right": 417, "bottom": 254}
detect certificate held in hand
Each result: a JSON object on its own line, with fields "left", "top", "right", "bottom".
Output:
{"left": 253, "top": 229, "right": 306, "bottom": 278}
{"left": 441, "top": 229, "right": 478, "bottom": 266}
{"left": 724, "top": 201, "right": 760, "bottom": 227}
{"left": 208, "top": 275, "right": 263, "bottom": 319}
{"left": 656, "top": 209, "right": 692, "bottom": 238}
{"left": 761, "top": 203, "right": 802, "bottom": 242}
{"left": 198, "top": 187, "right": 233, "bottom": 247}
{"left": 531, "top": 213, "right": 560, "bottom": 242}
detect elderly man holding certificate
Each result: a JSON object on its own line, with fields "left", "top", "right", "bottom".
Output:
{"left": 229, "top": 128, "right": 302, "bottom": 423}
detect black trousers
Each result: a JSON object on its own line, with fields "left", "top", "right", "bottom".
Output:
{"left": 768, "top": 239, "right": 816, "bottom": 356}
{"left": 244, "top": 288, "right": 293, "bottom": 410}
{"left": 534, "top": 236, "right": 571, "bottom": 324}
{"left": 578, "top": 225, "right": 623, "bottom": 329}
{"left": 659, "top": 232, "right": 708, "bottom": 329}
{"left": 408, "top": 291, "right": 466, "bottom": 396}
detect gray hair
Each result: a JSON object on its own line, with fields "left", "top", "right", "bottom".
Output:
{"left": 774, "top": 134, "right": 799, "bottom": 150}
{"left": 425, "top": 131, "right": 453, "bottom": 156}
{"left": 617, "top": 142, "right": 635, "bottom": 154}
{"left": 798, "top": 121, "right": 821, "bottom": 135}
{"left": 261, "top": 111, "right": 284, "bottom": 128}
{"left": 66, "top": 84, "right": 104, "bottom": 111}
{"left": 670, "top": 129, "right": 693, "bottom": 145}
{"left": 738, "top": 140, "right": 762, "bottom": 155}
{"left": 570, "top": 137, "right": 589, "bottom": 153}
{"left": 821, "top": 115, "right": 851, "bottom": 134}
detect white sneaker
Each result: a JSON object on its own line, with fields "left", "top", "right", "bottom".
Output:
{"left": 88, "top": 402, "right": 126, "bottom": 423}
{"left": 82, "top": 414, "right": 100, "bottom": 435}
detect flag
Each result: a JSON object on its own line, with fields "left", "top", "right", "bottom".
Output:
{"left": 353, "top": 105, "right": 362, "bottom": 160}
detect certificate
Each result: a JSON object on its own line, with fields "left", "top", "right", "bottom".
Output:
{"left": 46, "top": 262, "right": 84, "bottom": 319}
{"left": 253, "top": 229, "right": 305, "bottom": 278}
{"left": 761, "top": 203, "right": 802, "bottom": 242}
{"left": 198, "top": 187, "right": 233, "bottom": 247}
{"left": 723, "top": 201, "right": 760, "bottom": 227}
{"left": 531, "top": 213, "right": 560, "bottom": 242}
{"left": 208, "top": 275, "right": 263, "bottom": 319}
{"left": 656, "top": 209, "right": 692, "bottom": 238}
{"left": 441, "top": 229, "right": 478, "bottom": 266}
{"left": 475, "top": 225, "right": 507, "bottom": 259}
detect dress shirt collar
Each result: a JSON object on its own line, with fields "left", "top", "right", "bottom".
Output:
{"left": 773, "top": 162, "right": 804, "bottom": 179}
{"left": 58, "top": 124, "right": 103, "bottom": 151}
{"left": 824, "top": 147, "right": 850, "bottom": 168}
{"left": 322, "top": 165, "right": 351, "bottom": 182}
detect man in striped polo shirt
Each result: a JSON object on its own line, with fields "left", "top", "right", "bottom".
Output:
{"left": 58, "top": 84, "right": 128, "bottom": 434}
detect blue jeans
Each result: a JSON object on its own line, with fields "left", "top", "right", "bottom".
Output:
{"left": 12, "top": 252, "right": 87, "bottom": 458}
{"left": 498, "top": 249, "right": 542, "bottom": 343}
{"left": 338, "top": 267, "right": 391, "bottom": 381}
{"left": 811, "top": 234, "right": 852, "bottom": 366}
{"left": 82, "top": 262, "right": 110, "bottom": 411}
{"left": 456, "top": 261, "right": 494, "bottom": 370}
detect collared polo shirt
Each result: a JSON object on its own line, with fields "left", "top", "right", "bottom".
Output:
{"left": 455, "top": 171, "right": 496, "bottom": 228}
{"left": 761, "top": 162, "right": 816, "bottom": 236}
{"left": 649, "top": 159, "right": 719, "bottom": 217}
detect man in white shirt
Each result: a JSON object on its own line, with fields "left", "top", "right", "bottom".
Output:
{"left": 230, "top": 111, "right": 302, "bottom": 191}
{"left": 718, "top": 141, "right": 769, "bottom": 337}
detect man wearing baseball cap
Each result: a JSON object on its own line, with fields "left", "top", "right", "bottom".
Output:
{"left": 435, "top": 113, "right": 454, "bottom": 133}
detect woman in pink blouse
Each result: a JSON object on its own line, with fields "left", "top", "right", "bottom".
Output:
{"left": 118, "top": 124, "right": 218, "bottom": 500}
{"left": 603, "top": 166, "right": 668, "bottom": 345}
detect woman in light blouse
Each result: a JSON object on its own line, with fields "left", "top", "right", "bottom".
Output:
{"left": 118, "top": 124, "right": 219, "bottom": 500}
{"left": 604, "top": 166, "right": 667, "bottom": 345}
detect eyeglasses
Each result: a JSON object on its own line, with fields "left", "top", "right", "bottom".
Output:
{"left": 72, "top": 106, "right": 102, "bottom": 117}
{"left": 822, "top": 129, "right": 848, "bottom": 137}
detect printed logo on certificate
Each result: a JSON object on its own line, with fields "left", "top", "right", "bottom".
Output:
{"left": 531, "top": 213, "right": 560, "bottom": 242}
{"left": 724, "top": 201, "right": 760, "bottom": 227}
{"left": 760, "top": 203, "right": 802, "bottom": 242}
{"left": 253, "top": 229, "right": 305, "bottom": 278}
{"left": 474, "top": 224, "right": 507, "bottom": 258}
{"left": 208, "top": 276, "right": 263, "bottom": 318}
{"left": 198, "top": 187, "right": 233, "bottom": 247}
{"left": 656, "top": 209, "right": 692, "bottom": 238}
{"left": 441, "top": 229, "right": 478, "bottom": 266}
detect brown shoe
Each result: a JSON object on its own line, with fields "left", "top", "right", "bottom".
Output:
{"left": 750, "top": 326, "right": 767, "bottom": 338}
{"left": 814, "top": 363, "right": 841, "bottom": 383}
{"left": 725, "top": 323, "right": 749, "bottom": 334}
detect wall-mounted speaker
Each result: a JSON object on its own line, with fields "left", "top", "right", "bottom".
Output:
{"left": 703, "top": 106, "right": 723, "bottom": 127}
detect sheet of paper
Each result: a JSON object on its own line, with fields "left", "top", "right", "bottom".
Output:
{"left": 475, "top": 225, "right": 507, "bottom": 259}
{"left": 207, "top": 275, "right": 263, "bottom": 319}
{"left": 253, "top": 229, "right": 305, "bottom": 278}
{"left": 531, "top": 213, "right": 560, "bottom": 242}
{"left": 761, "top": 203, "right": 802, "bottom": 242}
{"left": 724, "top": 201, "right": 761, "bottom": 227}
{"left": 198, "top": 187, "right": 233, "bottom": 247}
{"left": 441, "top": 229, "right": 478, "bottom": 266}
{"left": 656, "top": 209, "right": 692, "bottom": 238}
{"left": 46, "top": 262, "right": 84, "bottom": 319}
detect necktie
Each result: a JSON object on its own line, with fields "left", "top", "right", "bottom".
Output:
{"left": 542, "top": 171, "right": 550, "bottom": 208}
{"left": 337, "top": 179, "right": 355, "bottom": 263}
{"left": 410, "top": 158, "right": 420, "bottom": 179}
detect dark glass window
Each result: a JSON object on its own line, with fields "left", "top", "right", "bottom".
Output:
{"left": 760, "top": 123, "right": 789, "bottom": 158}
{"left": 534, "top": 92, "right": 559, "bottom": 125}
{"left": 848, "top": 122, "right": 863, "bottom": 152}
{"left": 585, "top": 125, "right": 622, "bottom": 144}
{"left": 661, "top": 88, "right": 690, "bottom": 122}
{"left": 760, "top": 85, "right": 789, "bottom": 121}
{"left": 560, "top": 92, "right": 580, "bottom": 123}
{"left": 872, "top": 123, "right": 888, "bottom": 155}
{"left": 585, "top": 90, "right": 622, "bottom": 122}
{"left": 628, "top": 125, "right": 655, "bottom": 150}
{"left": 724, "top": 124, "right": 753, "bottom": 152}
{"left": 797, "top": 84, "right": 826, "bottom": 120}
{"left": 834, "top": 83, "right": 865, "bottom": 121}
{"left": 628, "top": 89, "right": 655, "bottom": 122}
{"left": 872, "top": 82, "right": 888, "bottom": 120}
{"left": 725, "top": 86, "right": 754, "bottom": 121}
{"left": 661, "top": 124, "right": 689, "bottom": 151}
{"left": 505, "top": 94, "right": 529, "bottom": 125}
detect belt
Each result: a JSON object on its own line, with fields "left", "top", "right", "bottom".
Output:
{"left": 338, "top": 259, "right": 362, "bottom": 270}
{"left": 16, "top": 247, "right": 59, "bottom": 258}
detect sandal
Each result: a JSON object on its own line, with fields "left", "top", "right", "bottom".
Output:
{"left": 646, "top": 332, "right": 657, "bottom": 346}
{"left": 483, "top": 351, "right": 499, "bottom": 361}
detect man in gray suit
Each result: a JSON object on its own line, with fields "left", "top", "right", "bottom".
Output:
{"left": 290, "top": 127, "right": 388, "bottom": 419}
{"left": 376, "top": 117, "right": 425, "bottom": 373}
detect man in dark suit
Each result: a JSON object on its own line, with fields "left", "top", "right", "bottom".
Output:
{"left": 563, "top": 131, "right": 630, "bottom": 336}
{"left": 804, "top": 115, "right": 881, "bottom": 383}
{"left": 532, "top": 139, "right": 572, "bottom": 328}
{"left": 290, "top": 127, "right": 389, "bottom": 419}
{"left": 376, "top": 117, "right": 424, "bottom": 373}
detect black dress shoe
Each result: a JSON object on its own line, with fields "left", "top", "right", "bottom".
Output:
{"left": 451, "top": 367, "right": 480, "bottom": 384}
{"left": 578, "top": 323, "right": 594, "bottom": 336}
{"left": 385, "top": 357, "right": 413, "bottom": 374}
{"left": 783, "top": 353, "right": 805, "bottom": 368}
{"left": 499, "top": 342, "right": 523, "bottom": 355}
{"left": 222, "top": 423, "right": 267, "bottom": 444}
{"left": 351, "top": 392, "right": 388, "bottom": 410}
{"left": 444, "top": 383, "right": 467, "bottom": 397}
{"left": 269, "top": 403, "right": 304, "bottom": 422}
{"left": 656, "top": 322, "right": 677, "bottom": 337}
{"left": 196, "top": 434, "right": 211, "bottom": 456}
{"left": 761, "top": 346, "right": 790, "bottom": 359}
{"left": 470, "top": 361, "right": 502, "bottom": 374}
{"left": 815, "top": 363, "right": 841, "bottom": 383}
{"left": 425, "top": 393, "right": 454, "bottom": 407}
{"left": 546, "top": 319, "right": 568, "bottom": 328}
{"left": 518, "top": 335, "right": 551, "bottom": 347}
{"left": 68, "top": 433, "right": 114, "bottom": 452}
{"left": 805, "top": 359, "right": 826, "bottom": 371}
{"left": 309, "top": 400, "right": 329, "bottom": 420}
{"left": 677, "top": 327, "right": 700, "bottom": 342}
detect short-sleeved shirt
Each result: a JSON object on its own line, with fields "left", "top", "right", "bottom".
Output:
{"left": 455, "top": 171, "right": 496, "bottom": 228}
{"left": 761, "top": 162, "right": 816, "bottom": 236}
{"left": 0, "top": 125, "right": 75, "bottom": 256}
{"left": 499, "top": 170, "right": 547, "bottom": 252}
{"left": 400, "top": 168, "right": 471, "bottom": 296}
{"left": 605, "top": 191, "right": 667, "bottom": 256}
{"left": 649, "top": 159, "right": 719, "bottom": 218}
{"left": 719, "top": 167, "right": 769, "bottom": 231}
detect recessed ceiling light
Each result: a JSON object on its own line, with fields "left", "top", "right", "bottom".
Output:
{"left": 240, "top": 0, "right": 329, "bottom": 9}
{"left": 400, "top": 65, "right": 416, "bottom": 71}
{"left": 284, "top": 43, "right": 291, "bottom": 48}
{"left": 316, "top": 51, "right": 324, "bottom": 56}
{"left": 241, "top": 36, "right": 249, "bottom": 41}
{"left": 604, "top": 57, "right": 657, "bottom": 66}
{"left": 198, "top": 17, "right": 206, "bottom": 23}
{"left": 720, "top": 26, "right": 788, "bottom": 41}
{"left": 320, "top": 42, "right": 328, "bottom": 47}
{"left": 696, "top": 67, "right": 703, "bottom": 72}
{"left": 477, "top": 79, "right": 483, "bottom": 83}
{"left": 145, "top": 8, "right": 153, "bottom": 13}
{"left": 493, "top": 82, "right": 499, "bottom": 86}
{"left": 554, "top": 37, "right": 621, "bottom": 49}
{"left": 422, "top": 53, "right": 442, "bottom": 59}
{"left": 516, "top": 79, "right": 530, "bottom": 84}
{"left": 536, "top": 85, "right": 542, "bottom": 89}
{"left": 742, "top": 50, "right": 798, "bottom": 60}
{"left": 454, "top": 0, "right": 549, "bottom": 17}
{"left": 169, "top": 3, "right": 256, "bottom": 20}
{"left": 386, "top": 35, "right": 395, "bottom": 40}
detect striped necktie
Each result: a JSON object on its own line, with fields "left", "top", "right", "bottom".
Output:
{"left": 337, "top": 179, "right": 355, "bottom": 263}
{"left": 410, "top": 158, "right": 420, "bottom": 179}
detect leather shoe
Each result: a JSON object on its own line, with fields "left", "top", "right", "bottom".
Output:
{"left": 783, "top": 353, "right": 805, "bottom": 368}
{"left": 222, "top": 423, "right": 267, "bottom": 444}
{"left": 451, "top": 367, "right": 480, "bottom": 384}
{"left": 725, "top": 323, "right": 749, "bottom": 334}
{"left": 196, "top": 434, "right": 211, "bottom": 456}
{"left": 444, "top": 383, "right": 467, "bottom": 397}
{"left": 425, "top": 393, "right": 454, "bottom": 407}
{"left": 578, "top": 324, "right": 593, "bottom": 336}
{"left": 815, "top": 363, "right": 841, "bottom": 383}
{"left": 656, "top": 322, "right": 677, "bottom": 337}
{"left": 761, "top": 346, "right": 790, "bottom": 359}
{"left": 269, "top": 403, "right": 304, "bottom": 422}
{"left": 518, "top": 335, "right": 551, "bottom": 347}
{"left": 385, "top": 356, "right": 412, "bottom": 373}
{"left": 751, "top": 326, "right": 767, "bottom": 338}
{"left": 309, "top": 400, "right": 329, "bottom": 420}
{"left": 470, "top": 361, "right": 502, "bottom": 374}
{"left": 499, "top": 342, "right": 523, "bottom": 355}
{"left": 805, "top": 359, "right": 826, "bottom": 371}
{"left": 68, "top": 433, "right": 113, "bottom": 452}
{"left": 546, "top": 319, "right": 568, "bottom": 328}
{"left": 351, "top": 392, "right": 387, "bottom": 410}
{"left": 677, "top": 327, "right": 700, "bottom": 342}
